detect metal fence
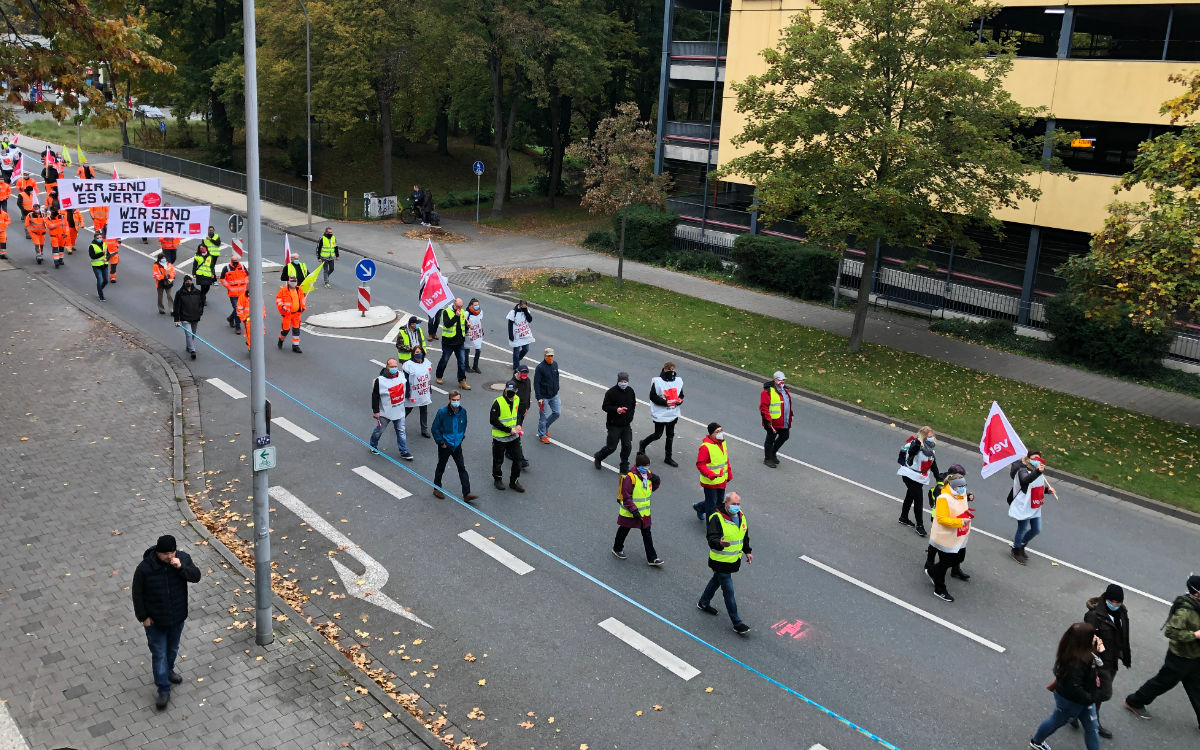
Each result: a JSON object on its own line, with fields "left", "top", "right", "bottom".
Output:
{"left": 121, "top": 145, "right": 366, "bottom": 219}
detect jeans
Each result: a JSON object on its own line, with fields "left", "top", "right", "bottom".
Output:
{"left": 434, "top": 443, "right": 470, "bottom": 495}
{"left": 470, "top": 346, "right": 481, "bottom": 370}
{"left": 92, "top": 265, "right": 108, "bottom": 299}
{"left": 694, "top": 486, "right": 725, "bottom": 520}
{"left": 436, "top": 343, "right": 467, "bottom": 382}
{"left": 180, "top": 321, "right": 198, "bottom": 353}
{"left": 537, "top": 395, "right": 561, "bottom": 437}
{"left": 763, "top": 426, "right": 790, "bottom": 461}
{"left": 614, "top": 525, "right": 658, "bottom": 562}
{"left": 370, "top": 415, "right": 408, "bottom": 455}
{"left": 1014, "top": 516, "right": 1042, "bottom": 549}
{"left": 145, "top": 620, "right": 185, "bottom": 693}
{"left": 900, "top": 476, "right": 926, "bottom": 526}
{"left": 1031, "top": 692, "right": 1099, "bottom": 750}
{"left": 512, "top": 344, "right": 529, "bottom": 370}
{"left": 595, "top": 424, "right": 633, "bottom": 471}
{"left": 1127, "top": 651, "right": 1200, "bottom": 722}
{"left": 321, "top": 258, "right": 335, "bottom": 282}
{"left": 700, "top": 571, "right": 742, "bottom": 626}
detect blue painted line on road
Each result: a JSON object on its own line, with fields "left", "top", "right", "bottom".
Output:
{"left": 187, "top": 329, "right": 903, "bottom": 750}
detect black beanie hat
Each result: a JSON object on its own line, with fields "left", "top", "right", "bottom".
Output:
{"left": 1188, "top": 575, "right": 1200, "bottom": 595}
{"left": 707, "top": 422, "right": 721, "bottom": 435}
{"left": 156, "top": 535, "right": 177, "bottom": 553}
{"left": 1102, "top": 583, "right": 1124, "bottom": 603}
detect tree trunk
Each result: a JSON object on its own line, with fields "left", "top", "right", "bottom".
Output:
{"left": 489, "top": 56, "right": 518, "bottom": 217}
{"left": 546, "top": 94, "right": 571, "bottom": 208}
{"left": 617, "top": 205, "right": 628, "bottom": 288}
{"left": 379, "top": 91, "right": 393, "bottom": 196}
{"left": 435, "top": 96, "right": 450, "bottom": 156}
{"left": 212, "top": 98, "right": 235, "bottom": 153}
{"left": 847, "top": 237, "right": 879, "bottom": 352}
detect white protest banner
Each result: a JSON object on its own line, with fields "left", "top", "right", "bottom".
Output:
{"left": 418, "top": 271, "right": 453, "bottom": 317}
{"left": 116, "top": 204, "right": 210, "bottom": 239}
{"left": 57, "top": 178, "right": 163, "bottom": 210}
{"left": 979, "top": 401, "right": 1028, "bottom": 478}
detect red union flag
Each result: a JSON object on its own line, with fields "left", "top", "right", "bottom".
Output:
{"left": 420, "top": 239, "right": 439, "bottom": 282}
{"left": 418, "top": 271, "right": 452, "bottom": 317}
{"left": 979, "top": 401, "right": 1028, "bottom": 478}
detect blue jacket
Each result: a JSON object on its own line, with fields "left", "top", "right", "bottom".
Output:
{"left": 534, "top": 359, "right": 560, "bottom": 399}
{"left": 431, "top": 404, "right": 468, "bottom": 448}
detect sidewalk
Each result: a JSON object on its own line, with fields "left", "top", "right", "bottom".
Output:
{"left": 35, "top": 134, "right": 1198, "bottom": 428}
{"left": 0, "top": 265, "right": 435, "bottom": 749}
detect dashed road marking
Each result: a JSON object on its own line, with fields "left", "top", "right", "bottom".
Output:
{"left": 206, "top": 377, "right": 246, "bottom": 399}
{"left": 598, "top": 617, "right": 700, "bottom": 681}
{"left": 458, "top": 529, "right": 535, "bottom": 575}
{"left": 352, "top": 465, "right": 413, "bottom": 500}
{"left": 270, "top": 416, "right": 318, "bottom": 442}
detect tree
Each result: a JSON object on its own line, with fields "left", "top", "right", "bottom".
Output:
{"left": 719, "top": 0, "right": 1049, "bottom": 352}
{"left": 1060, "top": 72, "right": 1200, "bottom": 334}
{"left": 568, "top": 102, "right": 670, "bottom": 286}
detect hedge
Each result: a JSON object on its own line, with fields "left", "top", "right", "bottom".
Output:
{"left": 730, "top": 234, "right": 840, "bottom": 300}
{"left": 611, "top": 205, "right": 679, "bottom": 263}
{"left": 1044, "top": 292, "right": 1173, "bottom": 377}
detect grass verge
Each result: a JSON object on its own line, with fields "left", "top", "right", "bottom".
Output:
{"left": 511, "top": 273, "right": 1200, "bottom": 512}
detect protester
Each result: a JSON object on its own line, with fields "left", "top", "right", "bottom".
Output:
{"left": 759, "top": 370, "right": 794, "bottom": 468}
{"left": 513, "top": 364, "right": 532, "bottom": 468}
{"left": 131, "top": 534, "right": 201, "bottom": 710}
{"left": 25, "top": 204, "right": 45, "bottom": 262}
{"left": 219, "top": 257, "right": 249, "bottom": 334}
{"left": 465, "top": 298, "right": 484, "bottom": 373}
{"left": 506, "top": 301, "right": 535, "bottom": 370}
{"left": 87, "top": 232, "right": 108, "bottom": 300}
{"left": 316, "top": 227, "right": 338, "bottom": 287}
{"left": 1081, "top": 584, "right": 1131, "bottom": 738}
{"left": 192, "top": 243, "right": 218, "bottom": 302}
{"left": 490, "top": 380, "right": 525, "bottom": 492}
{"left": 171, "top": 275, "right": 204, "bottom": 360}
{"left": 402, "top": 345, "right": 434, "bottom": 437}
{"left": 693, "top": 422, "right": 731, "bottom": 521}
{"left": 152, "top": 253, "right": 176, "bottom": 315}
{"left": 104, "top": 235, "right": 120, "bottom": 282}
{"left": 435, "top": 297, "right": 470, "bottom": 389}
{"left": 534, "top": 347, "right": 561, "bottom": 444}
{"left": 613, "top": 453, "right": 664, "bottom": 566}
{"left": 1124, "top": 574, "right": 1200, "bottom": 727}
{"left": 594, "top": 371, "right": 636, "bottom": 474}
{"left": 275, "top": 275, "right": 306, "bottom": 353}
{"left": 369, "top": 357, "right": 413, "bottom": 460}
{"left": 639, "top": 362, "right": 684, "bottom": 467}
{"left": 925, "top": 469, "right": 973, "bottom": 603}
{"left": 46, "top": 208, "right": 66, "bottom": 267}
{"left": 1009, "top": 451, "right": 1056, "bottom": 564}
{"left": 0, "top": 205, "right": 8, "bottom": 259}
{"left": 697, "top": 491, "right": 752, "bottom": 635}
{"left": 897, "top": 426, "right": 941, "bottom": 538}
{"left": 430, "top": 391, "right": 477, "bottom": 501}
{"left": 422, "top": 188, "right": 434, "bottom": 226}
{"left": 1028, "top": 622, "right": 1104, "bottom": 750}
{"left": 159, "top": 234, "right": 181, "bottom": 264}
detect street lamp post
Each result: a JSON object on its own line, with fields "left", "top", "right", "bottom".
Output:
{"left": 300, "top": 0, "right": 312, "bottom": 231}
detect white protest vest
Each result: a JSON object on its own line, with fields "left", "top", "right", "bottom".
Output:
{"left": 897, "top": 441, "right": 936, "bottom": 486}
{"left": 649, "top": 375, "right": 683, "bottom": 422}
{"left": 402, "top": 359, "right": 433, "bottom": 407}
{"left": 466, "top": 312, "right": 484, "bottom": 348}
{"left": 1, "top": 154, "right": 12, "bottom": 170}
{"left": 1008, "top": 471, "right": 1046, "bottom": 521}
{"left": 507, "top": 309, "right": 535, "bottom": 347}
{"left": 376, "top": 373, "right": 407, "bottom": 420}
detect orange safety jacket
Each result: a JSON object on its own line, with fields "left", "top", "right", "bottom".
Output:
{"left": 153, "top": 261, "right": 177, "bottom": 283}
{"left": 25, "top": 212, "right": 46, "bottom": 237}
{"left": 76, "top": 166, "right": 96, "bottom": 180}
{"left": 159, "top": 236, "right": 182, "bottom": 251}
{"left": 15, "top": 176, "right": 36, "bottom": 197}
{"left": 275, "top": 285, "right": 306, "bottom": 315}
{"left": 221, "top": 264, "right": 249, "bottom": 297}
{"left": 90, "top": 205, "right": 109, "bottom": 227}
{"left": 104, "top": 237, "right": 119, "bottom": 263}
{"left": 46, "top": 214, "right": 66, "bottom": 244}
{"left": 0, "top": 182, "right": 11, "bottom": 201}
{"left": 0, "top": 209, "right": 10, "bottom": 241}
{"left": 18, "top": 192, "right": 36, "bottom": 212}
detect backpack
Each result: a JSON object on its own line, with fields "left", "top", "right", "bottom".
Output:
{"left": 897, "top": 435, "right": 917, "bottom": 466}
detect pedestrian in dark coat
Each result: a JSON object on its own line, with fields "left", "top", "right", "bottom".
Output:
{"left": 171, "top": 275, "right": 205, "bottom": 359}
{"left": 594, "top": 371, "right": 636, "bottom": 473}
{"left": 1081, "top": 584, "right": 1131, "bottom": 738}
{"left": 1028, "top": 622, "right": 1104, "bottom": 750}
{"left": 131, "top": 535, "right": 202, "bottom": 709}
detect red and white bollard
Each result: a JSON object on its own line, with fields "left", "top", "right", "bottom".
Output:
{"left": 357, "top": 284, "right": 370, "bottom": 317}
{"left": 231, "top": 237, "right": 244, "bottom": 262}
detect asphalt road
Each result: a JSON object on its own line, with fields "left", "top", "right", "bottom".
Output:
{"left": 10, "top": 171, "right": 1200, "bottom": 750}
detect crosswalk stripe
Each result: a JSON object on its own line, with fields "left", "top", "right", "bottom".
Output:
{"left": 270, "top": 416, "right": 319, "bottom": 442}
{"left": 206, "top": 377, "right": 246, "bottom": 399}
{"left": 351, "top": 465, "right": 412, "bottom": 500}
{"left": 598, "top": 617, "right": 700, "bottom": 681}
{"left": 458, "top": 530, "right": 535, "bottom": 575}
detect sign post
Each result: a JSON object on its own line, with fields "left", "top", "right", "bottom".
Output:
{"left": 472, "top": 160, "right": 485, "bottom": 223}
{"left": 355, "top": 259, "right": 376, "bottom": 318}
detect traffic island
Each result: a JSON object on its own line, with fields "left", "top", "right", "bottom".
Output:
{"left": 306, "top": 305, "right": 397, "bottom": 328}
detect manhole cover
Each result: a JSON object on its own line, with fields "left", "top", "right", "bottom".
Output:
{"left": 464, "top": 265, "right": 485, "bottom": 270}
{"left": 488, "top": 381, "right": 508, "bottom": 391}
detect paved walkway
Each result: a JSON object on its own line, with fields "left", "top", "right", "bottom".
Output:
{"left": 0, "top": 266, "right": 435, "bottom": 750}
{"left": 27, "top": 134, "right": 1200, "bottom": 428}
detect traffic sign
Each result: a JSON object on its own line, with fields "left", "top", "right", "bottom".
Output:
{"left": 228, "top": 214, "right": 245, "bottom": 234}
{"left": 472, "top": 160, "right": 485, "bottom": 176}
{"left": 253, "top": 445, "right": 277, "bottom": 471}
{"left": 159, "top": 120, "right": 166, "bottom": 134}
{"left": 355, "top": 258, "right": 377, "bottom": 282}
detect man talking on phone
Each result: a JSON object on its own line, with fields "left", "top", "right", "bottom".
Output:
{"left": 131, "top": 534, "right": 202, "bottom": 709}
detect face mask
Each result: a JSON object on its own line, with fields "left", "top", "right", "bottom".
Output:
{"left": 505, "top": 390, "right": 515, "bottom": 398}
{"left": 1031, "top": 459, "right": 1044, "bottom": 469}
{"left": 288, "top": 281, "right": 298, "bottom": 288}
{"left": 617, "top": 382, "right": 628, "bottom": 390}
{"left": 518, "top": 373, "right": 528, "bottom": 380}
{"left": 661, "top": 370, "right": 675, "bottom": 381}
{"left": 470, "top": 305, "right": 479, "bottom": 313}
{"left": 414, "top": 353, "right": 424, "bottom": 362}
{"left": 728, "top": 504, "right": 741, "bottom": 515}
{"left": 923, "top": 437, "right": 936, "bottom": 451}
{"left": 1106, "top": 601, "right": 1121, "bottom": 612}
{"left": 450, "top": 400, "right": 461, "bottom": 409}
{"left": 636, "top": 465, "right": 649, "bottom": 474}
{"left": 713, "top": 431, "right": 724, "bottom": 441}
{"left": 950, "top": 482, "right": 967, "bottom": 495}
{"left": 158, "top": 259, "right": 166, "bottom": 266}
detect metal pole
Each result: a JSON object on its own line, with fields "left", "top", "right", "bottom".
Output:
{"left": 303, "top": 0, "right": 312, "bottom": 231}
{"left": 243, "top": 0, "right": 273, "bottom": 646}
{"left": 475, "top": 173, "right": 480, "bottom": 223}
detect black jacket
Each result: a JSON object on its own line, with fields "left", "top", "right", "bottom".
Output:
{"left": 490, "top": 396, "right": 520, "bottom": 437}
{"left": 1084, "top": 598, "right": 1132, "bottom": 672}
{"left": 705, "top": 510, "right": 751, "bottom": 574}
{"left": 440, "top": 307, "right": 466, "bottom": 346}
{"left": 601, "top": 384, "right": 636, "bottom": 428}
{"left": 514, "top": 377, "right": 531, "bottom": 424}
{"left": 172, "top": 285, "right": 205, "bottom": 323}
{"left": 131, "top": 547, "right": 202, "bottom": 626}
{"left": 1055, "top": 657, "right": 1102, "bottom": 706}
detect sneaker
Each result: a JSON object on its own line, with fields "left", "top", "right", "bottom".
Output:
{"left": 733, "top": 623, "right": 751, "bottom": 635}
{"left": 421, "top": 430, "right": 431, "bottom": 438}
{"left": 155, "top": 691, "right": 170, "bottom": 710}
{"left": 400, "top": 452, "right": 414, "bottom": 461}
{"left": 593, "top": 454, "right": 602, "bottom": 470}
{"left": 950, "top": 569, "right": 971, "bottom": 582}
{"left": 1028, "top": 741, "right": 1051, "bottom": 750}
{"left": 494, "top": 478, "right": 506, "bottom": 491}
{"left": 647, "top": 558, "right": 664, "bottom": 567}
{"left": 914, "top": 525, "right": 927, "bottom": 538}
{"left": 763, "top": 458, "right": 779, "bottom": 468}
{"left": 697, "top": 602, "right": 718, "bottom": 615}
{"left": 324, "top": 282, "right": 332, "bottom": 288}
{"left": 611, "top": 549, "right": 627, "bottom": 560}
{"left": 663, "top": 457, "right": 679, "bottom": 467}
{"left": 1012, "top": 547, "right": 1027, "bottom": 565}
{"left": 933, "top": 590, "right": 954, "bottom": 602}
{"left": 292, "top": 345, "right": 302, "bottom": 354}
{"left": 1124, "top": 700, "right": 1151, "bottom": 719}
{"left": 898, "top": 517, "right": 916, "bottom": 528}
{"left": 189, "top": 351, "right": 196, "bottom": 360}
{"left": 368, "top": 445, "right": 381, "bottom": 455}
{"left": 277, "top": 338, "right": 284, "bottom": 349}
{"left": 168, "top": 670, "right": 182, "bottom": 684}
{"left": 520, "top": 458, "right": 530, "bottom": 468}
{"left": 509, "top": 480, "right": 525, "bottom": 493}
{"left": 693, "top": 504, "right": 705, "bottom": 521}
{"left": 433, "top": 488, "right": 445, "bottom": 499}
{"left": 539, "top": 436, "right": 550, "bottom": 444}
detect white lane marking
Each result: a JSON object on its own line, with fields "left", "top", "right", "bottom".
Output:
{"left": 206, "top": 377, "right": 246, "bottom": 399}
{"left": 809, "top": 745, "right": 829, "bottom": 750}
{"left": 598, "top": 617, "right": 701, "bottom": 681}
{"left": 458, "top": 530, "right": 535, "bottom": 575}
{"left": 270, "top": 416, "right": 319, "bottom": 442}
{"left": 381, "top": 314, "right": 407, "bottom": 345}
{"left": 367, "top": 358, "right": 448, "bottom": 395}
{"left": 352, "top": 465, "right": 413, "bottom": 500}
{"left": 800, "top": 555, "right": 1005, "bottom": 653}
{"left": 269, "top": 485, "right": 431, "bottom": 627}
{"left": 548, "top": 437, "right": 619, "bottom": 473}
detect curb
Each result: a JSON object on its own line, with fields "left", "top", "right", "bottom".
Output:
{"left": 480, "top": 284, "right": 1200, "bottom": 529}
{"left": 19, "top": 266, "right": 448, "bottom": 750}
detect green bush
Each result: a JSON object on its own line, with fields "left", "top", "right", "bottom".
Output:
{"left": 730, "top": 234, "right": 839, "bottom": 300}
{"left": 583, "top": 230, "right": 613, "bottom": 252}
{"left": 611, "top": 205, "right": 679, "bottom": 263}
{"left": 1045, "top": 292, "right": 1172, "bottom": 376}
{"left": 929, "top": 317, "right": 1051, "bottom": 357}
{"left": 664, "top": 249, "right": 726, "bottom": 273}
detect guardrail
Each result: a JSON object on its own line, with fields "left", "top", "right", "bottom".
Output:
{"left": 121, "top": 145, "right": 366, "bottom": 219}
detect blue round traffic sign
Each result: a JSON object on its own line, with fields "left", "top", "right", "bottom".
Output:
{"left": 355, "top": 258, "right": 377, "bottom": 282}
{"left": 472, "top": 160, "right": 485, "bottom": 176}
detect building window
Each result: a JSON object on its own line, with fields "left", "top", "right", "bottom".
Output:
{"left": 1167, "top": 6, "right": 1200, "bottom": 61}
{"left": 979, "top": 7, "right": 1063, "bottom": 58}
{"left": 1055, "top": 120, "right": 1178, "bottom": 176}
{"left": 666, "top": 82, "right": 722, "bottom": 123}
{"left": 1069, "top": 5, "right": 1171, "bottom": 59}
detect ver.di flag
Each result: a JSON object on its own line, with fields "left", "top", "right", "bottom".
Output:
{"left": 979, "top": 401, "right": 1028, "bottom": 478}
{"left": 283, "top": 233, "right": 294, "bottom": 265}
{"left": 420, "top": 239, "right": 439, "bottom": 282}
{"left": 418, "top": 271, "right": 453, "bottom": 317}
